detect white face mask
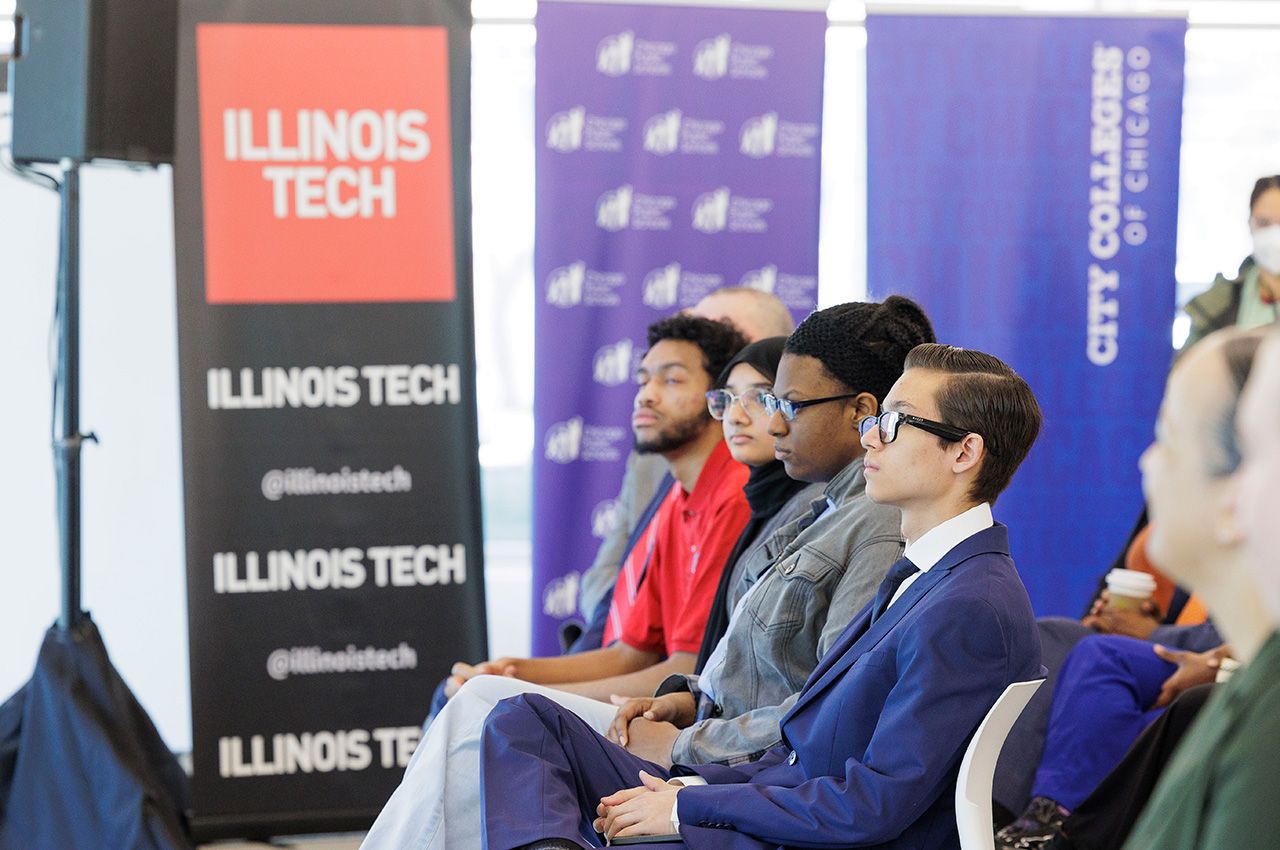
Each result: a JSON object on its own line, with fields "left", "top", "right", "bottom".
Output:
{"left": 1253, "top": 224, "right": 1280, "bottom": 275}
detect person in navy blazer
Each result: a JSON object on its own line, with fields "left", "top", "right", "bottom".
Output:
{"left": 480, "top": 342, "right": 1044, "bottom": 850}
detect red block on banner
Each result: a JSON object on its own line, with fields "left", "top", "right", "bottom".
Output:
{"left": 196, "top": 23, "right": 456, "bottom": 304}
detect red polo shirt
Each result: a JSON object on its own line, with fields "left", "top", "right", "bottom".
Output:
{"left": 618, "top": 440, "right": 750, "bottom": 656}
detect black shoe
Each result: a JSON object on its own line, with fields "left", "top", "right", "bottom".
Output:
{"left": 994, "top": 796, "right": 1070, "bottom": 849}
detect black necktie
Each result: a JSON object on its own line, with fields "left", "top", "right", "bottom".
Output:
{"left": 870, "top": 557, "right": 919, "bottom": 624}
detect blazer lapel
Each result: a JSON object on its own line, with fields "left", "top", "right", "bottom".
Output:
{"left": 786, "top": 524, "right": 1012, "bottom": 719}
{"left": 788, "top": 564, "right": 952, "bottom": 716}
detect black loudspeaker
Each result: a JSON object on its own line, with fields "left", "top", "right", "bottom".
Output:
{"left": 8, "top": 0, "right": 176, "bottom": 164}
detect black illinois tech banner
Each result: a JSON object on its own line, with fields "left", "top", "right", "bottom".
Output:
{"left": 172, "top": 0, "right": 484, "bottom": 838}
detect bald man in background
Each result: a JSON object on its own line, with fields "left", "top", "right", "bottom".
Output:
{"left": 574, "top": 288, "right": 797, "bottom": 642}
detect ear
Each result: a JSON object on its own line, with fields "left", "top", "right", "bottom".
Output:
{"left": 848, "top": 392, "right": 879, "bottom": 425}
{"left": 1212, "top": 475, "right": 1244, "bottom": 548}
{"left": 950, "top": 433, "right": 985, "bottom": 476}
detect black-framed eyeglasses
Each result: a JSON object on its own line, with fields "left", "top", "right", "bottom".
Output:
{"left": 858, "top": 411, "right": 974, "bottom": 444}
{"left": 761, "top": 391, "right": 861, "bottom": 422}
{"left": 705, "top": 388, "right": 769, "bottom": 420}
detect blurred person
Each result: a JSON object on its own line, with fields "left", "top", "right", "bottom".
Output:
{"left": 479, "top": 342, "right": 1043, "bottom": 850}
{"left": 998, "top": 328, "right": 1271, "bottom": 849}
{"left": 1179, "top": 175, "right": 1280, "bottom": 354}
{"left": 1237, "top": 332, "right": 1280, "bottom": 640}
{"left": 1124, "top": 327, "right": 1280, "bottom": 848}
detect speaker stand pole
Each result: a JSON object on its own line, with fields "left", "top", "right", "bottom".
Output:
{"left": 55, "top": 157, "right": 90, "bottom": 633}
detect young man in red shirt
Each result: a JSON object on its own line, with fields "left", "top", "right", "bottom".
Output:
{"left": 448, "top": 314, "right": 751, "bottom": 699}
{"left": 362, "top": 315, "right": 750, "bottom": 850}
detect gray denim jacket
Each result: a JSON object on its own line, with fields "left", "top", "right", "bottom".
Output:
{"left": 657, "top": 457, "right": 903, "bottom": 765}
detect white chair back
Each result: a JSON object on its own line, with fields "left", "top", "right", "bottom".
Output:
{"left": 955, "top": 679, "right": 1045, "bottom": 850}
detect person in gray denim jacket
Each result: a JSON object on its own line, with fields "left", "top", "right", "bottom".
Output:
{"left": 608, "top": 297, "right": 934, "bottom": 768}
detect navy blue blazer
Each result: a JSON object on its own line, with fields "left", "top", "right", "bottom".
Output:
{"left": 672, "top": 523, "right": 1041, "bottom": 850}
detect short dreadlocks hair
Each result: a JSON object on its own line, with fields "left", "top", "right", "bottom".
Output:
{"left": 646, "top": 314, "right": 748, "bottom": 383}
{"left": 785, "top": 296, "right": 935, "bottom": 402}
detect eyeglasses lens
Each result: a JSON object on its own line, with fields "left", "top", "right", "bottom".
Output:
{"left": 706, "top": 391, "right": 728, "bottom": 420}
{"left": 740, "top": 389, "right": 768, "bottom": 418}
{"left": 880, "top": 411, "right": 901, "bottom": 443}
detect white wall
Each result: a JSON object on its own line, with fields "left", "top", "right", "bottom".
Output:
{"left": 0, "top": 151, "right": 538, "bottom": 751}
{"left": 0, "top": 140, "right": 190, "bottom": 747}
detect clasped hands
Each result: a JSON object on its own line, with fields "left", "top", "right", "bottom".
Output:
{"left": 594, "top": 770, "right": 685, "bottom": 841}
{"left": 605, "top": 691, "right": 697, "bottom": 768}
{"left": 594, "top": 691, "right": 698, "bottom": 838}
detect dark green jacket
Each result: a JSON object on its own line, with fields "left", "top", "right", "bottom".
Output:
{"left": 1179, "top": 256, "right": 1256, "bottom": 355}
{"left": 1125, "top": 630, "right": 1280, "bottom": 850}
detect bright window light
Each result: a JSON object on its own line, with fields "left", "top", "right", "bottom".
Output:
{"left": 472, "top": 0, "right": 534, "bottom": 22}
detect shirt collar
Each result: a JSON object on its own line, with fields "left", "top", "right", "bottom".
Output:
{"left": 822, "top": 455, "right": 866, "bottom": 505}
{"left": 903, "top": 503, "right": 994, "bottom": 572}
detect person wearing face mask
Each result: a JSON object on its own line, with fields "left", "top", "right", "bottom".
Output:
{"left": 1179, "top": 175, "right": 1280, "bottom": 355}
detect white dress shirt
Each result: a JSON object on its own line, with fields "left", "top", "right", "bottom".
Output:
{"left": 890, "top": 502, "right": 993, "bottom": 609}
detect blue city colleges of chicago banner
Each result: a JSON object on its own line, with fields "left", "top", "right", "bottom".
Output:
{"left": 866, "top": 13, "right": 1186, "bottom": 616}
{"left": 532, "top": 0, "right": 826, "bottom": 654}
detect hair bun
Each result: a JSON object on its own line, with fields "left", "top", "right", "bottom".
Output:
{"left": 881, "top": 295, "right": 936, "bottom": 345}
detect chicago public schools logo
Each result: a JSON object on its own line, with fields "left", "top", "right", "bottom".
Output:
{"left": 692, "top": 188, "right": 730, "bottom": 234}
{"left": 546, "top": 106, "right": 586, "bottom": 152}
{"left": 593, "top": 339, "right": 634, "bottom": 386}
{"left": 740, "top": 112, "right": 778, "bottom": 158}
{"left": 693, "top": 34, "right": 731, "bottom": 80}
{"left": 644, "top": 263, "right": 681, "bottom": 309}
{"left": 740, "top": 264, "right": 777, "bottom": 293}
{"left": 546, "top": 262, "right": 586, "bottom": 307}
{"left": 597, "top": 31, "right": 635, "bottom": 76}
{"left": 597, "top": 185, "right": 633, "bottom": 231}
{"left": 644, "top": 109, "right": 681, "bottom": 155}
{"left": 544, "top": 417, "right": 584, "bottom": 464}
{"left": 543, "top": 572, "right": 579, "bottom": 619}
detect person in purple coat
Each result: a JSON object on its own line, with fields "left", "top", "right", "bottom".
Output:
{"left": 477, "top": 340, "right": 1045, "bottom": 850}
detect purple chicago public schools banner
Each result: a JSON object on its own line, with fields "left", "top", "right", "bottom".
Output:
{"left": 866, "top": 14, "right": 1186, "bottom": 617}
{"left": 532, "top": 0, "right": 826, "bottom": 654}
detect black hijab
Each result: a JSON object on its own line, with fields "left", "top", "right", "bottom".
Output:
{"left": 695, "top": 338, "right": 808, "bottom": 672}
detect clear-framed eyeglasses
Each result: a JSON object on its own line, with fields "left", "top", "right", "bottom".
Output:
{"left": 705, "top": 387, "right": 770, "bottom": 420}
